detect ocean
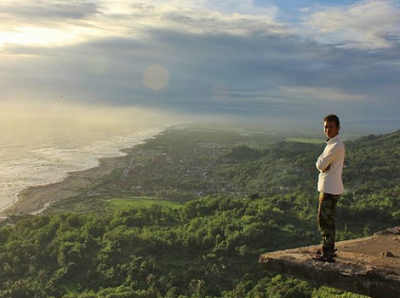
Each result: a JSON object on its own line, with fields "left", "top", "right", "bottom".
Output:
{"left": 0, "top": 123, "right": 165, "bottom": 214}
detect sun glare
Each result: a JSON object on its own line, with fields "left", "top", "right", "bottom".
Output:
{"left": 99, "top": 0, "right": 134, "bottom": 15}
{"left": 0, "top": 25, "right": 101, "bottom": 48}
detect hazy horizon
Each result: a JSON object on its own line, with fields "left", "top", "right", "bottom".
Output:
{"left": 0, "top": 105, "right": 397, "bottom": 215}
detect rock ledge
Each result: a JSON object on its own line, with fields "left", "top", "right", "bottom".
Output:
{"left": 259, "top": 227, "right": 400, "bottom": 298}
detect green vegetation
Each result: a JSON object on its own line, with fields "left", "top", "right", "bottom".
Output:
{"left": 43, "top": 124, "right": 287, "bottom": 213}
{"left": 0, "top": 195, "right": 372, "bottom": 298}
{"left": 286, "top": 137, "right": 325, "bottom": 144}
{"left": 1, "top": 124, "right": 400, "bottom": 297}
{"left": 109, "top": 197, "right": 182, "bottom": 210}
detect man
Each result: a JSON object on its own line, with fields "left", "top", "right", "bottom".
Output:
{"left": 314, "top": 114, "right": 345, "bottom": 262}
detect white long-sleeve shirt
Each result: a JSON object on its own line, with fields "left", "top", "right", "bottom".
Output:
{"left": 316, "top": 134, "right": 345, "bottom": 195}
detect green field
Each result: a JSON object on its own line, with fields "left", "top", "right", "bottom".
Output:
{"left": 109, "top": 197, "right": 182, "bottom": 209}
{"left": 286, "top": 137, "right": 325, "bottom": 144}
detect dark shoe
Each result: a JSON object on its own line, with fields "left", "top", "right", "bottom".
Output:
{"left": 315, "top": 247, "right": 337, "bottom": 257}
{"left": 312, "top": 254, "right": 336, "bottom": 263}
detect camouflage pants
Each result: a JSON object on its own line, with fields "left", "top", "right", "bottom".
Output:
{"left": 318, "top": 192, "right": 339, "bottom": 251}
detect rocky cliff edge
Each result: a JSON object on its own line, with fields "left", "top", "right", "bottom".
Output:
{"left": 259, "top": 227, "right": 400, "bottom": 298}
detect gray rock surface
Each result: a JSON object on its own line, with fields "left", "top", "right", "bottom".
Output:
{"left": 259, "top": 227, "right": 400, "bottom": 298}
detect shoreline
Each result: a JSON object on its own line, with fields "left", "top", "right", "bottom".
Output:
{"left": 0, "top": 127, "right": 167, "bottom": 217}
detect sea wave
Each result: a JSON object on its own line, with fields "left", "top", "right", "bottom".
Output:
{"left": 0, "top": 127, "right": 164, "bottom": 212}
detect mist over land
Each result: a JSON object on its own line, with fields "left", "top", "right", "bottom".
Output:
{"left": 1, "top": 102, "right": 398, "bottom": 217}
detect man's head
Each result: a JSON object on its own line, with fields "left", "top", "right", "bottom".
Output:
{"left": 323, "top": 114, "right": 340, "bottom": 139}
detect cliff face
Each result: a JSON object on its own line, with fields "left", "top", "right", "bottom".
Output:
{"left": 259, "top": 227, "right": 400, "bottom": 298}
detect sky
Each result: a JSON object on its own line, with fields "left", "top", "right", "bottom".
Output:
{"left": 1, "top": 0, "right": 400, "bottom": 128}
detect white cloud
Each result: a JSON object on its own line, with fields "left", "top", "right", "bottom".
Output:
{"left": 0, "top": 0, "right": 103, "bottom": 48}
{"left": 0, "top": 0, "right": 286, "bottom": 50}
{"left": 183, "top": 0, "right": 278, "bottom": 16}
{"left": 300, "top": 0, "right": 400, "bottom": 49}
{"left": 279, "top": 86, "right": 366, "bottom": 102}
{"left": 95, "top": 0, "right": 285, "bottom": 37}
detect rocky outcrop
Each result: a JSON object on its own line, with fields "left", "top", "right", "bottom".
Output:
{"left": 259, "top": 227, "right": 400, "bottom": 298}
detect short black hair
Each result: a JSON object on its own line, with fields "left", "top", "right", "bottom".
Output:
{"left": 323, "top": 114, "right": 340, "bottom": 127}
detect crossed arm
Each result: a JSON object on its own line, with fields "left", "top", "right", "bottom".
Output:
{"left": 316, "top": 144, "right": 343, "bottom": 173}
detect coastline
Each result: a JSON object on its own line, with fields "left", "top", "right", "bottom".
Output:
{"left": 0, "top": 127, "right": 166, "bottom": 217}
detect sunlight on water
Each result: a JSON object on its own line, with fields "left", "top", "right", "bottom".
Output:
{"left": 0, "top": 125, "right": 164, "bottom": 212}
{"left": 0, "top": 103, "right": 172, "bottom": 212}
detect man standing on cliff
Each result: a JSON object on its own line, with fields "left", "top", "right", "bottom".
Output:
{"left": 314, "top": 114, "right": 345, "bottom": 262}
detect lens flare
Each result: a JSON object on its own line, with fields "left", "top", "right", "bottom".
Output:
{"left": 142, "top": 64, "right": 169, "bottom": 91}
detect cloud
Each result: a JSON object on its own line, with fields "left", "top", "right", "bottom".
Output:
{"left": 279, "top": 86, "right": 366, "bottom": 101}
{"left": 0, "top": 0, "right": 101, "bottom": 47}
{"left": 0, "top": 0, "right": 286, "bottom": 49}
{"left": 0, "top": 0, "right": 400, "bottom": 123}
{"left": 0, "top": 0, "right": 99, "bottom": 31}
{"left": 97, "top": 0, "right": 285, "bottom": 36}
{"left": 0, "top": 26, "right": 396, "bottom": 115}
{"left": 300, "top": 0, "right": 400, "bottom": 49}
{"left": 0, "top": 0, "right": 99, "bottom": 21}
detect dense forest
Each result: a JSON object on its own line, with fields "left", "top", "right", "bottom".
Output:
{"left": 1, "top": 126, "right": 399, "bottom": 297}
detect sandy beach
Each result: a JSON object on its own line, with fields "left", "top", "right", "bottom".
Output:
{"left": 0, "top": 151, "right": 131, "bottom": 216}
{"left": 0, "top": 125, "right": 169, "bottom": 218}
